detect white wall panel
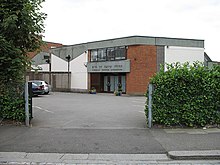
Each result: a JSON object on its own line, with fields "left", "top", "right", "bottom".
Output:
{"left": 165, "top": 46, "right": 204, "bottom": 66}
{"left": 36, "top": 54, "right": 67, "bottom": 72}
{"left": 37, "top": 64, "right": 49, "bottom": 71}
{"left": 70, "top": 52, "right": 88, "bottom": 89}
{"left": 51, "top": 54, "right": 67, "bottom": 72}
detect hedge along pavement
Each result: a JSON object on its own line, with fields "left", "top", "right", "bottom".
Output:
{"left": 145, "top": 62, "right": 220, "bottom": 127}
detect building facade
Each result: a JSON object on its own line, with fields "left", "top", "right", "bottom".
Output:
{"left": 31, "top": 36, "right": 205, "bottom": 95}
{"left": 85, "top": 36, "right": 204, "bottom": 95}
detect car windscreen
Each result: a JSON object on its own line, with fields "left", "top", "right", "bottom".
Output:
{"left": 32, "top": 83, "right": 38, "bottom": 88}
{"left": 33, "top": 81, "right": 42, "bottom": 86}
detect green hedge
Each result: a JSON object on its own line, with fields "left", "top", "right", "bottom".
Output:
{"left": 0, "top": 95, "right": 25, "bottom": 122}
{"left": 0, "top": 83, "right": 26, "bottom": 122}
{"left": 145, "top": 62, "right": 220, "bottom": 127}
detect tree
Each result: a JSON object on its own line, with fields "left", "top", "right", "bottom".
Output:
{"left": 0, "top": 0, "right": 46, "bottom": 53}
{"left": 0, "top": 0, "right": 46, "bottom": 121}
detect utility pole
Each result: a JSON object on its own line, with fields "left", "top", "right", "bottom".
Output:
{"left": 49, "top": 50, "right": 52, "bottom": 86}
{"left": 66, "top": 55, "right": 71, "bottom": 90}
{"left": 45, "top": 52, "right": 51, "bottom": 86}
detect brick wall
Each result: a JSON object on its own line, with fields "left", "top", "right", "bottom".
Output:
{"left": 126, "top": 45, "right": 157, "bottom": 95}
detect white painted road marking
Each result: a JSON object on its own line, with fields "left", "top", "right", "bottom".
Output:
{"left": 132, "top": 100, "right": 145, "bottom": 103}
{"left": 132, "top": 104, "right": 145, "bottom": 108}
{"left": 33, "top": 106, "right": 54, "bottom": 114}
{"left": 34, "top": 106, "right": 42, "bottom": 109}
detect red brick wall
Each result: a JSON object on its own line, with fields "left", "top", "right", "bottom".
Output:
{"left": 126, "top": 45, "right": 157, "bottom": 95}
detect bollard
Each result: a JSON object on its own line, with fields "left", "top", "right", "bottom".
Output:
{"left": 148, "top": 84, "right": 153, "bottom": 128}
{"left": 25, "top": 82, "right": 29, "bottom": 127}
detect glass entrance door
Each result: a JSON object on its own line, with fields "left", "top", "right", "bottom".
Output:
{"left": 121, "top": 75, "right": 126, "bottom": 92}
{"left": 110, "top": 76, "right": 115, "bottom": 92}
{"left": 104, "top": 76, "right": 108, "bottom": 92}
{"left": 103, "top": 74, "right": 126, "bottom": 93}
{"left": 114, "top": 76, "right": 119, "bottom": 91}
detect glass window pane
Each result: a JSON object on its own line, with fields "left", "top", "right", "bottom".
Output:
{"left": 91, "top": 50, "right": 98, "bottom": 61}
{"left": 107, "top": 48, "right": 115, "bottom": 61}
{"left": 98, "top": 49, "right": 106, "bottom": 61}
{"left": 115, "top": 46, "right": 126, "bottom": 60}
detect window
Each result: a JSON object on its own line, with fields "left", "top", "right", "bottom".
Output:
{"left": 107, "top": 48, "right": 115, "bottom": 61}
{"left": 98, "top": 49, "right": 106, "bottom": 61}
{"left": 91, "top": 49, "right": 98, "bottom": 61}
{"left": 115, "top": 46, "right": 126, "bottom": 60}
{"left": 90, "top": 46, "right": 127, "bottom": 62}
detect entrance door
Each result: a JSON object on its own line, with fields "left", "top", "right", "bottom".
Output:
{"left": 110, "top": 76, "right": 115, "bottom": 92}
{"left": 104, "top": 75, "right": 114, "bottom": 92}
{"left": 114, "top": 76, "right": 119, "bottom": 91}
{"left": 121, "top": 75, "right": 126, "bottom": 92}
{"left": 103, "top": 74, "right": 126, "bottom": 93}
{"left": 104, "top": 76, "right": 108, "bottom": 92}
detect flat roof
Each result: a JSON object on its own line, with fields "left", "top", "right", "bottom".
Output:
{"left": 62, "top": 35, "right": 204, "bottom": 47}
{"left": 51, "top": 35, "right": 204, "bottom": 61}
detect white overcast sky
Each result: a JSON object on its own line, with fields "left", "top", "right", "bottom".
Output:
{"left": 42, "top": 0, "right": 220, "bottom": 61}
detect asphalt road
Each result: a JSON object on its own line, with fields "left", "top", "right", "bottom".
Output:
{"left": 0, "top": 92, "right": 219, "bottom": 154}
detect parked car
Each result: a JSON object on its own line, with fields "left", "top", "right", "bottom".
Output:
{"left": 30, "top": 80, "right": 51, "bottom": 94}
{"left": 32, "top": 82, "right": 44, "bottom": 96}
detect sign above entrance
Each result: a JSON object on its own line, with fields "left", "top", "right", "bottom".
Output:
{"left": 87, "top": 60, "right": 130, "bottom": 73}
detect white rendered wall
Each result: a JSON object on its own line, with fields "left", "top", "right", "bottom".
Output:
{"left": 165, "top": 46, "right": 204, "bottom": 66}
{"left": 36, "top": 53, "right": 88, "bottom": 90}
{"left": 36, "top": 54, "right": 67, "bottom": 72}
{"left": 36, "top": 63, "right": 49, "bottom": 71}
{"left": 70, "top": 52, "right": 88, "bottom": 90}
{"left": 51, "top": 54, "right": 67, "bottom": 72}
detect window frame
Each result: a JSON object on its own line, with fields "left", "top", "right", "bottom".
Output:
{"left": 91, "top": 49, "right": 98, "bottom": 62}
{"left": 90, "top": 46, "right": 127, "bottom": 62}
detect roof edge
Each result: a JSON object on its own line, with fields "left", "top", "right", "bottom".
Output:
{"left": 60, "top": 35, "right": 204, "bottom": 48}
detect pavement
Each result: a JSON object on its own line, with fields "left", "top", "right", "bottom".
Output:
{"left": 0, "top": 152, "right": 220, "bottom": 164}
{"left": 1, "top": 126, "right": 220, "bottom": 164}
{"left": 0, "top": 92, "right": 220, "bottom": 164}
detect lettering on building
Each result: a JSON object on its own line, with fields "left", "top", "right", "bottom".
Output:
{"left": 87, "top": 60, "right": 130, "bottom": 73}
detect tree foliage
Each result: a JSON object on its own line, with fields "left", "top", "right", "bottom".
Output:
{"left": 145, "top": 62, "right": 220, "bottom": 127}
{"left": 0, "top": 0, "right": 46, "bottom": 53}
{"left": 0, "top": 0, "right": 46, "bottom": 121}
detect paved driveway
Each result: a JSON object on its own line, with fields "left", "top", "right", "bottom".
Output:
{"left": 0, "top": 92, "right": 166, "bottom": 154}
{"left": 1, "top": 92, "right": 219, "bottom": 154}
{"left": 32, "top": 92, "right": 147, "bottom": 129}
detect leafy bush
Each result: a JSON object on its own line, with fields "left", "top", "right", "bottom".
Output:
{"left": 0, "top": 95, "right": 25, "bottom": 122}
{"left": 145, "top": 62, "right": 220, "bottom": 127}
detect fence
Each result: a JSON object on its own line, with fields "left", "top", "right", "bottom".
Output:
{"left": 26, "top": 71, "right": 71, "bottom": 91}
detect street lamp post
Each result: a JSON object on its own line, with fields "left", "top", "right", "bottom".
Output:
{"left": 45, "top": 54, "right": 51, "bottom": 85}
{"left": 49, "top": 51, "right": 52, "bottom": 86}
{"left": 66, "top": 55, "right": 71, "bottom": 90}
